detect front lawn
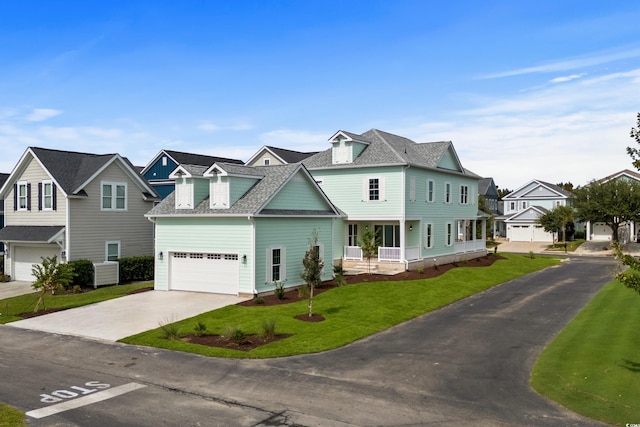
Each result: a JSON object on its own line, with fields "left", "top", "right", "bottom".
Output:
{"left": 531, "top": 280, "right": 640, "bottom": 425}
{"left": 0, "top": 282, "right": 153, "bottom": 324}
{"left": 546, "top": 239, "right": 585, "bottom": 252}
{"left": 0, "top": 403, "right": 25, "bottom": 427}
{"left": 122, "top": 253, "right": 560, "bottom": 358}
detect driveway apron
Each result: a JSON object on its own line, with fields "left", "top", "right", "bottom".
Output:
{"left": 8, "top": 291, "right": 249, "bottom": 341}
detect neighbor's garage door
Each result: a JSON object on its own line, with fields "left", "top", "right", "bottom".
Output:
{"left": 508, "top": 225, "right": 532, "bottom": 242}
{"left": 13, "top": 245, "right": 61, "bottom": 281}
{"left": 169, "top": 252, "right": 239, "bottom": 294}
{"left": 532, "top": 225, "right": 553, "bottom": 242}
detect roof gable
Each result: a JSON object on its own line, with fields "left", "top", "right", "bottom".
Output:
{"left": 505, "top": 205, "right": 548, "bottom": 222}
{"left": 0, "top": 147, "right": 158, "bottom": 199}
{"left": 260, "top": 168, "right": 336, "bottom": 214}
{"left": 245, "top": 146, "right": 318, "bottom": 166}
{"left": 140, "top": 149, "right": 243, "bottom": 177}
{"left": 479, "top": 178, "right": 498, "bottom": 197}
{"left": 599, "top": 169, "right": 640, "bottom": 183}
{"left": 504, "top": 179, "right": 571, "bottom": 200}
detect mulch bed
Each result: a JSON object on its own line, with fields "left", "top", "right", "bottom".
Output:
{"left": 181, "top": 333, "right": 292, "bottom": 351}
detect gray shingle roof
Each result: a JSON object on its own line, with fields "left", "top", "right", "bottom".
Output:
{"left": 264, "top": 146, "right": 318, "bottom": 163}
{"left": 165, "top": 150, "right": 243, "bottom": 166}
{"left": 303, "top": 128, "right": 463, "bottom": 173}
{"left": 147, "top": 163, "right": 337, "bottom": 217}
{"left": 0, "top": 225, "right": 64, "bottom": 242}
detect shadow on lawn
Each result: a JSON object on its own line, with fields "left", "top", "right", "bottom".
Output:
{"left": 619, "top": 359, "right": 640, "bottom": 373}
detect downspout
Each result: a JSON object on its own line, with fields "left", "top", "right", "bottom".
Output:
{"left": 249, "top": 216, "right": 256, "bottom": 295}
{"left": 65, "top": 196, "right": 70, "bottom": 261}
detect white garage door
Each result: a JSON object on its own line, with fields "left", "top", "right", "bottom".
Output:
{"left": 508, "top": 225, "right": 532, "bottom": 242}
{"left": 169, "top": 252, "right": 239, "bottom": 294}
{"left": 13, "top": 245, "right": 61, "bottom": 281}
{"left": 532, "top": 225, "right": 553, "bottom": 242}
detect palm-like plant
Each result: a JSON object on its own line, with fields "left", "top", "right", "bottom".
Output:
{"left": 31, "top": 256, "right": 75, "bottom": 312}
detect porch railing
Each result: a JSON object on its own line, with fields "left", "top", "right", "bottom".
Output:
{"left": 344, "top": 246, "right": 363, "bottom": 260}
{"left": 378, "top": 247, "right": 401, "bottom": 262}
{"left": 454, "top": 240, "right": 486, "bottom": 253}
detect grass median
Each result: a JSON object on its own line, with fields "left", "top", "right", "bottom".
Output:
{"left": 0, "top": 403, "right": 25, "bottom": 427}
{"left": 531, "top": 279, "right": 640, "bottom": 425}
{"left": 121, "top": 253, "right": 560, "bottom": 358}
{"left": 0, "top": 282, "right": 153, "bottom": 324}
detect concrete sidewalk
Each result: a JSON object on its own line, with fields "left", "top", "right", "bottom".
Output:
{"left": 8, "top": 290, "right": 250, "bottom": 342}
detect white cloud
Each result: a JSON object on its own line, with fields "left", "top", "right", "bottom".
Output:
{"left": 550, "top": 73, "right": 585, "bottom": 83}
{"left": 197, "top": 120, "right": 253, "bottom": 132}
{"left": 481, "top": 46, "right": 640, "bottom": 79}
{"left": 25, "top": 108, "right": 62, "bottom": 122}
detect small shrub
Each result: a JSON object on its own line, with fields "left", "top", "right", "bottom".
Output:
{"left": 193, "top": 321, "right": 208, "bottom": 337}
{"left": 118, "top": 256, "right": 154, "bottom": 283}
{"left": 159, "top": 317, "right": 180, "bottom": 340}
{"left": 274, "top": 281, "right": 285, "bottom": 300}
{"left": 417, "top": 268, "right": 424, "bottom": 274}
{"left": 223, "top": 325, "right": 246, "bottom": 343}
{"left": 68, "top": 259, "right": 94, "bottom": 287}
{"left": 260, "top": 319, "right": 276, "bottom": 340}
{"left": 528, "top": 251, "right": 535, "bottom": 259}
{"left": 333, "top": 264, "right": 344, "bottom": 275}
{"left": 334, "top": 273, "right": 347, "bottom": 287}
{"left": 0, "top": 274, "right": 10, "bottom": 282}
{"left": 253, "top": 295, "right": 264, "bottom": 305}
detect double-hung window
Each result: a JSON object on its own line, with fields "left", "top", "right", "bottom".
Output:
{"left": 446, "top": 222, "right": 453, "bottom": 246}
{"left": 364, "top": 177, "right": 385, "bottom": 202}
{"left": 39, "top": 180, "right": 55, "bottom": 210}
{"left": 267, "top": 247, "right": 286, "bottom": 283}
{"left": 102, "top": 182, "right": 127, "bottom": 211}
{"left": 460, "top": 185, "right": 469, "bottom": 204}
{"left": 425, "top": 223, "right": 433, "bottom": 248}
{"left": 427, "top": 179, "right": 435, "bottom": 202}
{"left": 16, "top": 181, "right": 29, "bottom": 211}
{"left": 444, "top": 182, "right": 451, "bottom": 204}
{"left": 369, "top": 178, "right": 380, "bottom": 201}
{"left": 348, "top": 224, "right": 358, "bottom": 246}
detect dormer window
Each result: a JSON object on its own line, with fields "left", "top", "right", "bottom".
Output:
{"left": 175, "top": 179, "right": 194, "bottom": 209}
{"left": 333, "top": 139, "right": 351, "bottom": 164}
{"left": 264, "top": 158, "right": 270, "bottom": 166}
{"left": 210, "top": 178, "right": 229, "bottom": 209}
{"left": 329, "top": 131, "right": 370, "bottom": 165}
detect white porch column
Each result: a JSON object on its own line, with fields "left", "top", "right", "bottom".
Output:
{"left": 400, "top": 221, "right": 406, "bottom": 262}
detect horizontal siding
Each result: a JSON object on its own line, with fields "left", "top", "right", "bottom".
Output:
{"left": 230, "top": 176, "right": 259, "bottom": 205}
{"left": 264, "top": 173, "right": 328, "bottom": 211}
{"left": 4, "top": 156, "right": 67, "bottom": 226}
{"left": 254, "top": 217, "right": 334, "bottom": 294}
{"left": 68, "top": 161, "right": 155, "bottom": 262}
{"left": 154, "top": 217, "right": 253, "bottom": 293}
{"left": 315, "top": 166, "right": 403, "bottom": 218}
{"left": 246, "top": 151, "right": 285, "bottom": 167}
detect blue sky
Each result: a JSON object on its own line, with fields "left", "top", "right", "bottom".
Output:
{"left": 2, "top": 1, "right": 640, "bottom": 190}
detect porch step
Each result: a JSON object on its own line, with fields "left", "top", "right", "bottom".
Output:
{"left": 342, "top": 259, "right": 405, "bottom": 275}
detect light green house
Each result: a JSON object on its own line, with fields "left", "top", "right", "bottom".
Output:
{"left": 302, "top": 129, "right": 487, "bottom": 272}
{"left": 146, "top": 162, "right": 341, "bottom": 296}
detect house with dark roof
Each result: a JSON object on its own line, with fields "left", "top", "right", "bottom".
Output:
{"left": 501, "top": 179, "right": 572, "bottom": 242}
{"left": 146, "top": 162, "right": 340, "bottom": 295}
{"left": 478, "top": 177, "right": 505, "bottom": 238}
{"left": 140, "top": 149, "right": 244, "bottom": 199}
{"left": 245, "top": 146, "right": 317, "bottom": 167}
{"left": 0, "top": 172, "right": 9, "bottom": 254}
{"left": 0, "top": 147, "right": 159, "bottom": 281}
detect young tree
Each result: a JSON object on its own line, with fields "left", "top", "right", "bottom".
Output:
{"left": 612, "top": 242, "right": 640, "bottom": 295}
{"left": 572, "top": 179, "right": 640, "bottom": 242}
{"left": 627, "top": 112, "right": 640, "bottom": 170}
{"left": 537, "top": 205, "right": 574, "bottom": 243}
{"left": 358, "top": 227, "right": 379, "bottom": 274}
{"left": 31, "top": 256, "right": 75, "bottom": 313}
{"left": 301, "top": 229, "right": 324, "bottom": 317}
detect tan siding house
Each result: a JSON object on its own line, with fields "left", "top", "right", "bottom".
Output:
{"left": 0, "top": 147, "right": 159, "bottom": 281}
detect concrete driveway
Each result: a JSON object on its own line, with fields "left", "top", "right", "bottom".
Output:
{"left": 0, "top": 280, "right": 36, "bottom": 299}
{"left": 8, "top": 290, "right": 249, "bottom": 341}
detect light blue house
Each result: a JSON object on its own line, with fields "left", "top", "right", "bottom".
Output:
{"left": 146, "top": 162, "right": 341, "bottom": 295}
{"left": 303, "top": 129, "right": 487, "bottom": 273}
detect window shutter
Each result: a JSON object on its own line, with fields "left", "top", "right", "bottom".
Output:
{"left": 379, "top": 178, "right": 386, "bottom": 201}
{"left": 409, "top": 177, "right": 415, "bottom": 202}
{"left": 27, "top": 183, "right": 31, "bottom": 211}
{"left": 280, "top": 247, "right": 287, "bottom": 282}
{"left": 362, "top": 178, "right": 368, "bottom": 201}
{"left": 13, "top": 183, "right": 17, "bottom": 211}
{"left": 266, "top": 248, "right": 272, "bottom": 283}
{"left": 38, "top": 182, "right": 42, "bottom": 211}
{"left": 52, "top": 183, "right": 57, "bottom": 210}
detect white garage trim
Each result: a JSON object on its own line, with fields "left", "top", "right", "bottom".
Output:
{"left": 169, "top": 251, "right": 239, "bottom": 294}
{"left": 13, "top": 245, "right": 61, "bottom": 281}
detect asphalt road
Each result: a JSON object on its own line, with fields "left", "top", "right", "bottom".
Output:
{"left": 0, "top": 256, "right": 615, "bottom": 426}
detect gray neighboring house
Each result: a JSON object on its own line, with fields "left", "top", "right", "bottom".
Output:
{"left": 0, "top": 147, "right": 159, "bottom": 281}
{"left": 245, "top": 146, "right": 318, "bottom": 167}
{"left": 478, "top": 177, "right": 504, "bottom": 238}
{"left": 0, "top": 172, "right": 9, "bottom": 254}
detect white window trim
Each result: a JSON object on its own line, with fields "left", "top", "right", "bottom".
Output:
{"left": 17, "top": 180, "right": 28, "bottom": 211}
{"left": 106, "top": 240, "right": 121, "bottom": 262}
{"left": 444, "top": 182, "right": 452, "bottom": 204}
{"left": 101, "top": 181, "right": 128, "bottom": 211}
{"left": 460, "top": 184, "right": 469, "bottom": 205}
{"left": 266, "top": 246, "right": 286, "bottom": 284}
{"left": 427, "top": 179, "right": 435, "bottom": 202}
{"left": 42, "top": 180, "right": 53, "bottom": 210}
{"left": 424, "top": 223, "right": 434, "bottom": 249}
{"left": 161, "top": 156, "right": 168, "bottom": 166}
{"left": 263, "top": 158, "right": 270, "bottom": 166}
{"left": 363, "top": 177, "right": 385, "bottom": 202}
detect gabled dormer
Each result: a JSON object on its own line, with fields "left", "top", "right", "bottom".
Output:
{"left": 328, "top": 130, "right": 370, "bottom": 165}
{"left": 169, "top": 164, "right": 209, "bottom": 209}
{"left": 203, "top": 163, "right": 262, "bottom": 209}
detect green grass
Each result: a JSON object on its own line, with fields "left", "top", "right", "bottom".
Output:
{"left": 0, "top": 403, "right": 25, "bottom": 427}
{"left": 122, "top": 254, "right": 560, "bottom": 358}
{"left": 0, "top": 282, "right": 153, "bottom": 324}
{"left": 531, "top": 280, "right": 640, "bottom": 425}
{"left": 546, "top": 239, "right": 585, "bottom": 252}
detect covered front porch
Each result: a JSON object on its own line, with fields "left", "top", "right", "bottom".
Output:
{"left": 341, "top": 217, "right": 486, "bottom": 273}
